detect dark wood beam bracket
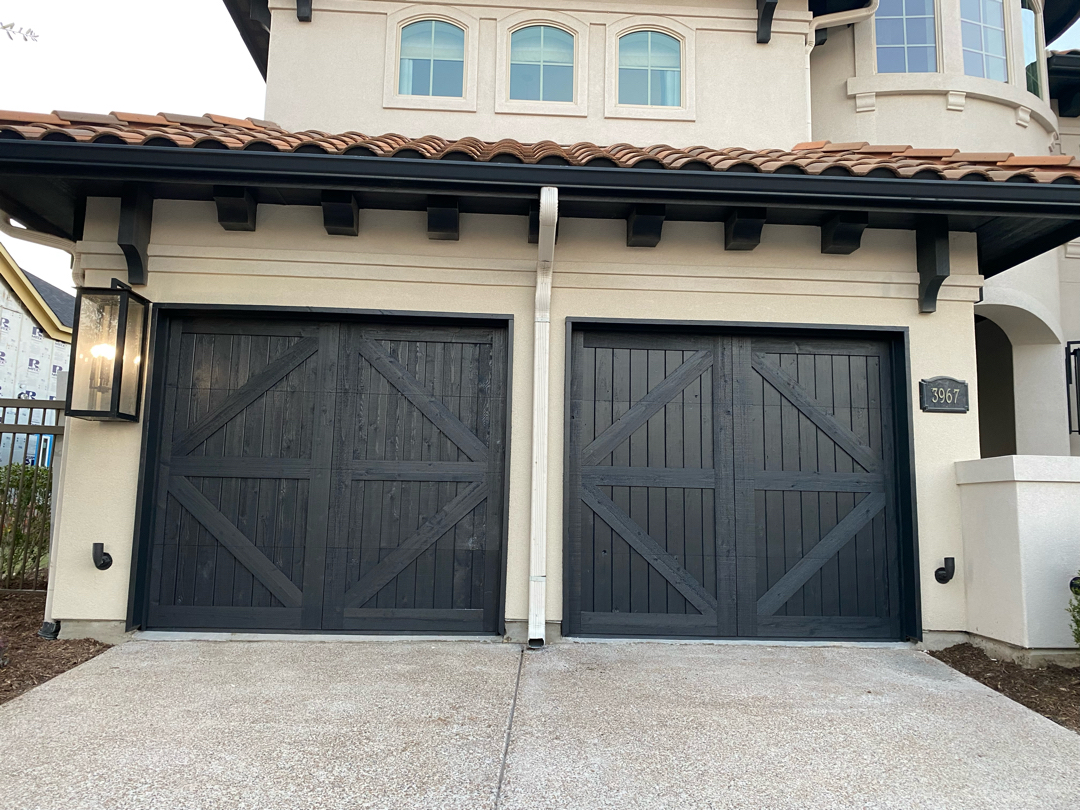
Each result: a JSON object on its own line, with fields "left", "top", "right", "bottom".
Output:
{"left": 724, "top": 207, "right": 766, "bottom": 250}
{"left": 917, "top": 215, "right": 950, "bottom": 313}
{"left": 821, "top": 211, "right": 868, "bottom": 254}
{"left": 757, "top": 0, "right": 779, "bottom": 43}
{"left": 296, "top": 0, "right": 312, "bottom": 22}
{"left": 214, "top": 186, "right": 257, "bottom": 231}
{"left": 321, "top": 190, "right": 359, "bottom": 236}
{"left": 117, "top": 184, "right": 153, "bottom": 286}
{"left": 627, "top": 204, "right": 665, "bottom": 247}
{"left": 427, "top": 196, "right": 459, "bottom": 241}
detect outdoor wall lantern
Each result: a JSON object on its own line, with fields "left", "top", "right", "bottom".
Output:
{"left": 65, "top": 280, "right": 149, "bottom": 422}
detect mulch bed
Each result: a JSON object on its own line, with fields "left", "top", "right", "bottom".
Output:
{"left": 0, "top": 591, "right": 111, "bottom": 706}
{"left": 929, "top": 643, "right": 1080, "bottom": 734}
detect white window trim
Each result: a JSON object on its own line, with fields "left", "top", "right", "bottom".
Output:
{"left": 496, "top": 11, "right": 590, "bottom": 118}
{"left": 605, "top": 17, "right": 696, "bottom": 122}
{"left": 383, "top": 5, "right": 479, "bottom": 113}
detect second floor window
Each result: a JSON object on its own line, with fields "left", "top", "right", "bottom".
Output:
{"left": 399, "top": 20, "right": 465, "bottom": 97}
{"left": 618, "top": 31, "right": 681, "bottom": 107}
{"left": 1021, "top": 0, "right": 1043, "bottom": 97}
{"left": 961, "top": 0, "right": 1007, "bottom": 81}
{"left": 510, "top": 26, "right": 574, "bottom": 102}
{"left": 876, "top": 0, "right": 937, "bottom": 73}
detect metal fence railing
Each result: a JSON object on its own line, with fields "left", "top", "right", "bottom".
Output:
{"left": 1068, "top": 342, "right": 1080, "bottom": 435}
{"left": 0, "top": 399, "right": 64, "bottom": 592}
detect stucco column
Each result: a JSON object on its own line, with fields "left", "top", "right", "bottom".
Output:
{"left": 1012, "top": 342, "right": 1070, "bottom": 455}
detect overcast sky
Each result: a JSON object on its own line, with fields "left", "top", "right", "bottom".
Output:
{"left": 0, "top": 1, "right": 1078, "bottom": 293}
{"left": 0, "top": 0, "right": 264, "bottom": 291}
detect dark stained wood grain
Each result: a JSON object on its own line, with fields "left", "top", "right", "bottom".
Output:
{"left": 566, "top": 326, "right": 905, "bottom": 642}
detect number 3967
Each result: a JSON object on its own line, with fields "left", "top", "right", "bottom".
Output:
{"left": 931, "top": 386, "right": 958, "bottom": 404}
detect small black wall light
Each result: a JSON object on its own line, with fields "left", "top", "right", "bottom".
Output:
{"left": 935, "top": 557, "right": 955, "bottom": 584}
{"left": 1070, "top": 576, "right": 1080, "bottom": 596}
{"left": 92, "top": 543, "right": 113, "bottom": 571}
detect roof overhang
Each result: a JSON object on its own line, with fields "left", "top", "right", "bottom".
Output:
{"left": 1050, "top": 50, "right": 1080, "bottom": 117}
{"left": 0, "top": 138, "right": 1077, "bottom": 281}
{"left": 1046, "top": 0, "right": 1080, "bottom": 46}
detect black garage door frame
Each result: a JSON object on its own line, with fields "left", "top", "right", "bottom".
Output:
{"left": 562, "top": 317, "right": 922, "bottom": 642}
{"left": 126, "top": 304, "right": 515, "bottom": 635}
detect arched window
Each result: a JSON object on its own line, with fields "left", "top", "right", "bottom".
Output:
{"left": 510, "top": 25, "right": 574, "bottom": 102}
{"left": 399, "top": 20, "right": 465, "bottom": 97}
{"left": 618, "top": 30, "right": 681, "bottom": 107}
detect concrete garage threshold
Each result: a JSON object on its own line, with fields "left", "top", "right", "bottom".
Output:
{"left": 1, "top": 642, "right": 1078, "bottom": 810}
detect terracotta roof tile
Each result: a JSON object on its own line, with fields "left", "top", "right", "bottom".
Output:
{"left": 160, "top": 113, "right": 215, "bottom": 126}
{"left": 0, "top": 113, "right": 1077, "bottom": 183}
{"left": 111, "top": 112, "right": 170, "bottom": 126}
{"left": 998, "top": 155, "right": 1077, "bottom": 167}
{"left": 858, "top": 144, "right": 912, "bottom": 154}
{"left": 0, "top": 111, "right": 69, "bottom": 126}
{"left": 945, "top": 152, "right": 1014, "bottom": 163}
{"left": 52, "top": 111, "right": 122, "bottom": 126}
{"left": 819, "top": 142, "right": 869, "bottom": 152}
{"left": 900, "top": 148, "right": 959, "bottom": 158}
{"left": 206, "top": 114, "right": 260, "bottom": 129}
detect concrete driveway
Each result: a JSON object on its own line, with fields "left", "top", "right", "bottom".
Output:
{"left": 1, "top": 640, "right": 1077, "bottom": 810}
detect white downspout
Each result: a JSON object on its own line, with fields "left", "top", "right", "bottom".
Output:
{"left": 0, "top": 212, "right": 76, "bottom": 258}
{"left": 527, "top": 186, "right": 558, "bottom": 648}
{"left": 0, "top": 211, "right": 83, "bottom": 285}
{"left": 804, "top": 0, "right": 880, "bottom": 141}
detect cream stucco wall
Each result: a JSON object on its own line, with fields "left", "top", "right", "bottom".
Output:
{"left": 263, "top": 0, "right": 813, "bottom": 148}
{"left": 51, "top": 196, "right": 985, "bottom": 639}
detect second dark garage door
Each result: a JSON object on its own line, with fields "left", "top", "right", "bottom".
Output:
{"left": 565, "top": 326, "right": 913, "bottom": 640}
{"left": 142, "top": 314, "right": 508, "bottom": 634}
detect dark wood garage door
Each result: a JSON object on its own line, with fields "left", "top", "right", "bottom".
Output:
{"left": 143, "top": 315, "right": 507, "bottom": 634}
{"left": 565, "top": 328, "right": 911, "bottom": 640}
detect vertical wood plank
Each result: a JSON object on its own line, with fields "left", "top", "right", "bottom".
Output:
{"left": 733, "top": 338, "right": 758, "bottom": 636}
{"left": 714, "top": 337, "right": 737, "bottom": 635}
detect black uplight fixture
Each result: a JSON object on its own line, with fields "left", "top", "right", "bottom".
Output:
{"left": 65, "top": 280, "right": 149, "bottom": 422}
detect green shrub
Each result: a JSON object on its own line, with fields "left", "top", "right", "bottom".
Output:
{"left": 1070, "top": 572, "right": 1080, "bottom": 649}
{"left": 0, "top": 463, "right": 52, "bottom": 588}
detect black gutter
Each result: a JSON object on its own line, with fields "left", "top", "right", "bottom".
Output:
{"left": 1, "top": 141, "right": 1078, "bottom": 221}
{"left": 1049, "top": 50, "right": 1080, "bottom": 117}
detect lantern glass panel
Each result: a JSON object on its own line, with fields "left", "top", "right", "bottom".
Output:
{"left": 70, "top": 293, "right": 121, "bottom": 413}
{"left": 119, "top": 297, "right": 146, "bottom": 417}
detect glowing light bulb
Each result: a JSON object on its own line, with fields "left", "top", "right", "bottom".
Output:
{"left": 90, "top": 343, "right": 116, "bottom": 360}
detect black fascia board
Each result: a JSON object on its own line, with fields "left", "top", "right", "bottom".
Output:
{"left": 1049, "top": 51, "right": 1080, "bottom": 117}
{"left": 1, "top": 139, "right": 1079, "bottom": 276}
{"left": 1, "top": 140, "right": 1078, "bottom": 219}
{"left": 222, "top": 0, "right": 269, "bottom": 79}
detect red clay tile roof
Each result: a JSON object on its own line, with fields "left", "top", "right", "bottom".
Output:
{"left": 1, "top": 110, "right": 1079, "bottom": 184}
